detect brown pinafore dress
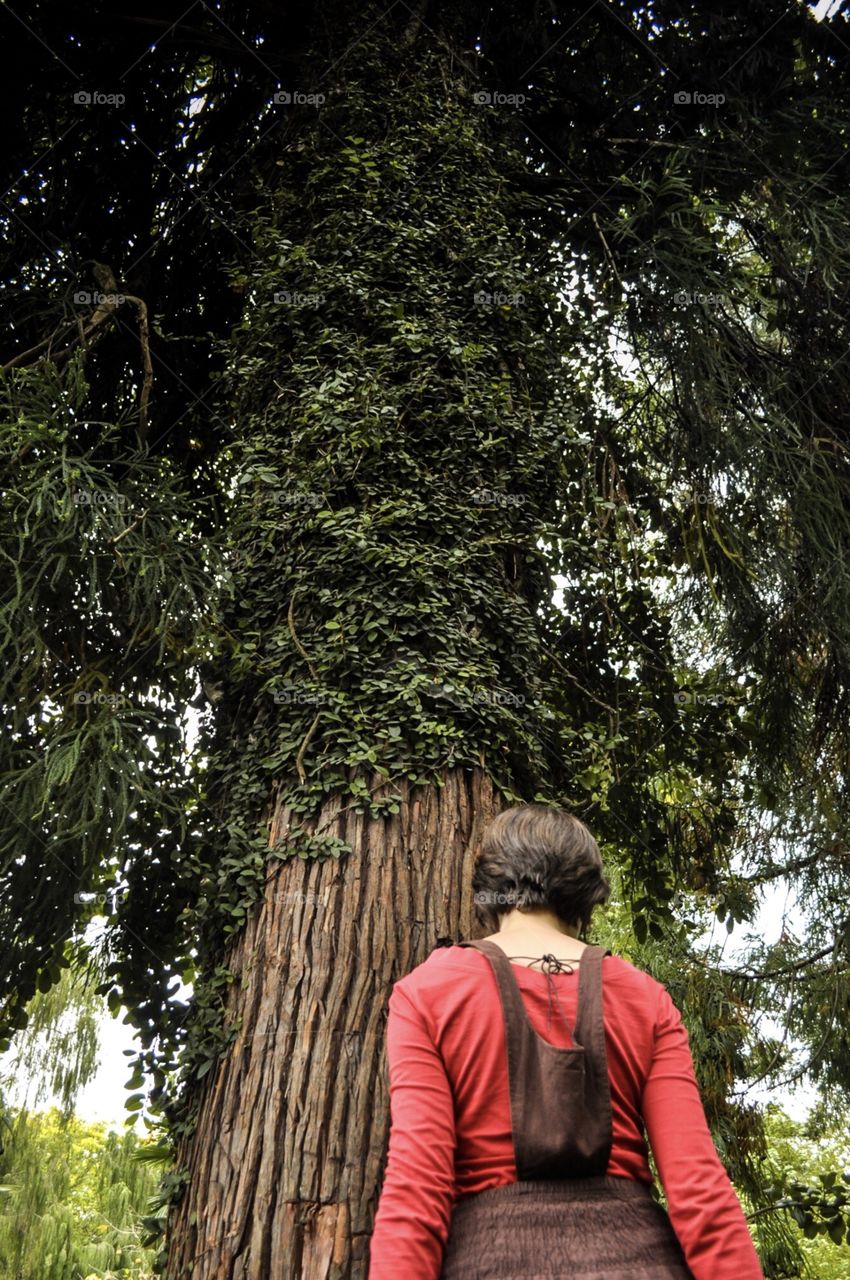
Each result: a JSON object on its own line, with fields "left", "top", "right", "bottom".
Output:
{"left": 439, "top": 939, "right": 694, "bottom": 1280}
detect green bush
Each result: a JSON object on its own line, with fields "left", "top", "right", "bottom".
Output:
{"left": 0, "top": 1106, "right": 165, "bottom": 1280}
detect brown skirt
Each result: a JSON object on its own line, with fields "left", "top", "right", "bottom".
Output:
{"left": 440, "top": 1176, "right": 694, "bottom": 1280}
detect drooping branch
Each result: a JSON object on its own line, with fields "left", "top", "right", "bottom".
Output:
{"left": 4, "top": 264, "right": 153, "bottom": 439}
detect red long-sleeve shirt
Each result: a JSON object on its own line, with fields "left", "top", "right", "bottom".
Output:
{"left": 369, "top": 944, "right": 764, "bottom": 1280}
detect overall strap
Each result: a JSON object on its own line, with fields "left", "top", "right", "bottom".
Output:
{"left": 457, "top": 939, "right": 614, "bottom": 1180}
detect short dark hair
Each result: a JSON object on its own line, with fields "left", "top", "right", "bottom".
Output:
{"left": 472, "top": 804, "right": 610, "bottom": 936}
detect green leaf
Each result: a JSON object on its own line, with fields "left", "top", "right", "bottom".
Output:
{"left": 827, "top": 1217, "right": 845, "bottom": 1245}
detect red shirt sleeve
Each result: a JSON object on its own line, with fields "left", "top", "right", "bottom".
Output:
{"left": 642, "top": 984, "right": 764, "bottom": 1280}
{"left": 368, "top": 982, "right": 456, "bottom": 1280}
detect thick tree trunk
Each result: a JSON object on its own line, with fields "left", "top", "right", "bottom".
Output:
{"left": 166, "top": 766, "right": 502, "bottom": 1278}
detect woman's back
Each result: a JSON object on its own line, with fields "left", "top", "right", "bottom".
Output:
{"left": 368, "top": 943, "right": 764, "bottom": 1280}
{"left": 405, "top": 944, "right": 664, "bottom": 1191}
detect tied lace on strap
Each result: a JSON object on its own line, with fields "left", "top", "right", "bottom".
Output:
{"left": 507, "top": 953, "right": 577, "bottom": 1038}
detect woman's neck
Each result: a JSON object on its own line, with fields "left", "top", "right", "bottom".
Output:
{"left": 497, "top": 908, "right": 580, "bottom": 939}
{"left": 484, "top": 908, "right": 587, "bottom": 956}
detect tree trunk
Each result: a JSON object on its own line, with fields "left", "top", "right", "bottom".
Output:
{"left": 162, "top": 17, "right": 561, "bottom": 1277}
{"left": 166, "top": 766, "right": 502, "bottom": 1278}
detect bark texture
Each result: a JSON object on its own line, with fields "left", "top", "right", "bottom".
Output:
{"left": 166, "top": 765, "right": 502, "bottom": 1279}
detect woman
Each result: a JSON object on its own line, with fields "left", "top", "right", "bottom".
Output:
{"left": 368, "top": 804, "right": 765, "bottom": 1280}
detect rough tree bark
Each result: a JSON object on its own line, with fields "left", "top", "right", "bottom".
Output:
{"left": 167, "top": 767, "right": 502, "bottom": 1278}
